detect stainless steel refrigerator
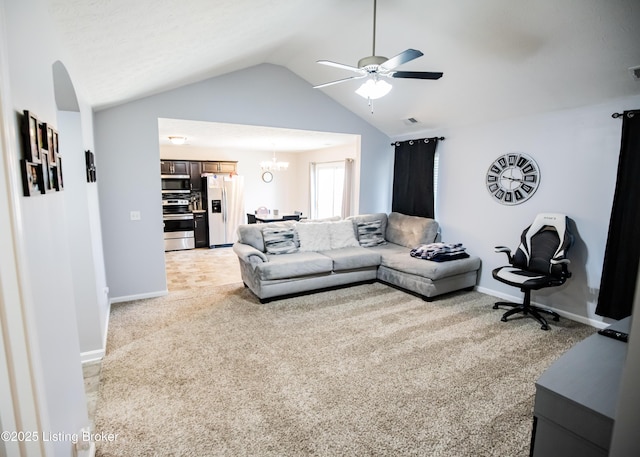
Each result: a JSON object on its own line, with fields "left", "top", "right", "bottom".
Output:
{"left": 205, "top": 174, "right": 245, "bottom": 247}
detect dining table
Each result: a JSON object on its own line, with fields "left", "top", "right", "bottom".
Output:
{"left": 254, "top": 214, "right": 301, "bottom": 223}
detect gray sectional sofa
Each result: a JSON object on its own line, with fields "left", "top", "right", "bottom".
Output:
{"left": 232, "top": 212, "right": 481, "bottom": 303}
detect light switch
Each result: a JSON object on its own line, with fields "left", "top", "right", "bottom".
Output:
{"left": 130, "top": 210, "right": 141, "bottom": 221}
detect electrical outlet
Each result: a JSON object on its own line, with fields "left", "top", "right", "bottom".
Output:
{"left": 130, "top": 210, "right": 141, "bottom": 221}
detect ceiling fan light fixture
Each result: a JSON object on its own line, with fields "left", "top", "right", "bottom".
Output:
{"left": 355, "top": 78, "right": 392, "bottom": 99}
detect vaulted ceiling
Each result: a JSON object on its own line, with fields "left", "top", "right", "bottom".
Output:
{"left": 48, "top": 0, "right": 640, "bottom": 138}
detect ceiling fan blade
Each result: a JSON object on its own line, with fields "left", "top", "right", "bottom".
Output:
{"left": 313, "top": 75, "right": 367, "bottom": 89}
{"left": 317, "top": 60, "right": 365, "bottom": 74}
{"left": 391, "top": 71, "right": 443, "bottom": 80}
{"left": 379, "top": 49, "right": 424, "bottom": 71}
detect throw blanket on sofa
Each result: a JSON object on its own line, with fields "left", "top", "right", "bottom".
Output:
{"left": 410, "top": 243, "right": 470, "bottom": 262}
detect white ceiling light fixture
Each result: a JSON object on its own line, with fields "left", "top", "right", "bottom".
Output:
{"left": 168, "top": 136, "right": 187, "bottom": 145}
{"left": 356, "top": 77, "right": 392, "bottom": 100}
{"left": 260, "top": 146, "right": 289, "bottom": 172}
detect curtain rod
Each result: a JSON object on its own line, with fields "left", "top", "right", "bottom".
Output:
{"left": 612, "top": 112, "right": 636, "bottom": 119}
{"left": 391, "top": 136, "right": 445, "bottom": 146}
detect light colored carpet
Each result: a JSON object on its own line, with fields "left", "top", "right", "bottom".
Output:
{"left": 94, "top": 282, "right": 594, "bottom": 456}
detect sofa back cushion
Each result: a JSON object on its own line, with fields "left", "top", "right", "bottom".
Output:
{"left": 385, "top": 212, "right": 440, "bottom": 248}
{"left": 296, "top": 222, "right": 332, "bottom": 252}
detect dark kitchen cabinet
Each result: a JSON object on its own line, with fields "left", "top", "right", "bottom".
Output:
{"left": 189, "top": 161, "right": 202, "bottom": 191}
{"left": 201, "top": 161, "right": 237, "bottom": 174}
{"left": 194, "top": 212, "right": 208, "bottom": 248}
{"left": 160, "top": 160, "right": 189, "bottom": 175}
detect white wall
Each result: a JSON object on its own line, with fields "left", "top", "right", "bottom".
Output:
{"left": 59, "top": 111, "right": 109, "bottom": 360}
{"left": 2, "top": 0, "right": 106, "bottom": 454}
{"left": 96, "top": 64, "right": 390, "bottom": 301}
{"left": 395, "top": 95, "right": 640, "bottom": 326}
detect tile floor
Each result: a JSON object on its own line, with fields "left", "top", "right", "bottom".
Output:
{"left": 82, "top": 247, "right": 242, "bottom": 429}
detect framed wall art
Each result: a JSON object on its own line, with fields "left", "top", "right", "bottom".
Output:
{"left": 51, "top": 129, "right": 59, "bottom": 163}
{"left": 55, "top": 157, "right": 64, "bottom": 190}
{"left": 85, "top": 149, "right": 96, "bottom": 182}
{"left": 41, "top": 152, "right": 52, "bottom": 193}
{"left": 21, "top": 110, "right": 41, "bottom": 163}
{"left": 20, "top": 110, "right": 64, "bottom": 196}
{"left": 20, "top": 159, "right": 43, "bottom": 196}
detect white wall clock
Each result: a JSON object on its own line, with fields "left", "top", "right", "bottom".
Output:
{"left": 486, "top": 153, "right": 540, "bottom": 205}
{"left": 262, "top": 171, "right": 273, "bottom": 183}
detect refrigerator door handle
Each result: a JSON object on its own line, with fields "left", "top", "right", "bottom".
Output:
{"left": 222, "top": 186, "right": 227, "bottom": 224}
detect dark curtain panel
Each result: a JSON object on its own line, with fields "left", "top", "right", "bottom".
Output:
{"left": 392, "top": 137, "right": 438, "bottom": 218}
{"left": 596, "top": 110, "right": 640, "bottom": 319}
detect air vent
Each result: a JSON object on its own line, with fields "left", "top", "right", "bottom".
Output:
{"left": 629, "top": 65, "right": 640, "bottom": 81}
{"left": 403, "top": 117, "right": 420, "bottom": 125}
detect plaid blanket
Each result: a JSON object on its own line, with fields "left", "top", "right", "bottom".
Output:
{"left": 410, "top": 243, "right": 470, "bottom": 262}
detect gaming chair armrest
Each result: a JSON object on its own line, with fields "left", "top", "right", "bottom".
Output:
{"left": 551, "top": 258, "right": 572, "bottom": 278}
{"left": 494, "top": 246, "right": 512, "bottom": 263}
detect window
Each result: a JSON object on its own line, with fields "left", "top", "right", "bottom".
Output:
{"left": 310, "top": 161, "right": 345, "bottom": 219}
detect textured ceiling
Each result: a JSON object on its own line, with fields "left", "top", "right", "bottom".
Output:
{"left": 48, "top": 0, "right": 640, "bottom": 139}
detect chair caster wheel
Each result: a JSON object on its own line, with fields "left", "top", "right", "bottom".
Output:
{"left": 541, "top": 325, "right": 549, "bottom": 331}
{"left": 493, "top": 304, "right": 499, "bottom": 309}
{"left": 553, "top": 316, "right": 560, "bottom": 322}
{"left": 501, "top": 317, "right": 508, "bottom": 322}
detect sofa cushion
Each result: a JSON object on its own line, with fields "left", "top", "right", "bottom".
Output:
{"left": 319, "top": 247, "right": 381, "bottom": 271}
{"left": 385, "top": 212, "right": 439, "bottom": 248}
{"left": 255, "top": 252, "right": 333, "bottom": 280}
{"left": 356, "top": 220, "right": 387, "bottom": 247}
{"left": 380, "top": 252, "right": 481, "bottom": 280}
{"left": 329, "top": 220, "right": 360, "bottom": 249}
{"left": 298, "top": 216, "right": 341, "bottom": 223}
{"left": 348, "top": 213, "right": 388, "bottom": 238}
{"left": 263, "top": 226, "right": 298, "bottom": 255}
{"left": 237, "top": 221, "right": 296, "bottom": 252}
{"left": 296, "top": 222, "right": 332, "bottom": 251}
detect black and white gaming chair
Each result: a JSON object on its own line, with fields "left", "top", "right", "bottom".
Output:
{"left": 492, "top": 213, "right": 573, "bottom": 330}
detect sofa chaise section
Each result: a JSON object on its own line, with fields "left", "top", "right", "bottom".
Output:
{"left": 351, "top": 212, "right": 482, "bottom": 299}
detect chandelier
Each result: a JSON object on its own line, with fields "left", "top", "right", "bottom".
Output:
{"left": 260, "top": 147, "right": 289, "bottom": 172}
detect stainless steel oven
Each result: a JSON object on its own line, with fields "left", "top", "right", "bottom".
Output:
{"left": 162, "top": 193, "right": 195, "bottom": 251}
{"left": 163, "top": 214, "right": 195, "bottom": 251}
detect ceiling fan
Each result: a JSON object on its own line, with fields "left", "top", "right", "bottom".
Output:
{"left": 313, "top": 0, "right": 443, "bottom": 99}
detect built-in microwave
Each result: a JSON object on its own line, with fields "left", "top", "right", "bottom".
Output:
{"left": 161, "top": 175, "right": 190, "bottom": 193}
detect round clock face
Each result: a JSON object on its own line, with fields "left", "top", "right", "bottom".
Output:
{"left": 486, "top": 153, "right": 540, "bottom": 205}
{"left": 262, "top": 171, "right": 273, "bottom": 183}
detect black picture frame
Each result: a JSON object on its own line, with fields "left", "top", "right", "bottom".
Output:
{"left": 21, "top": 111, "right": 41, "bottom": 163}
{"left": 43, "top": 124, "right": 57, "bottom": 164}
{"left": 20, "top": 159, "right": 43, "bottom": 196}
{"left": 52, "top": 129, "right": 59, "bottom": 162}
{"left": 41, "top": 153, "right": 52, "bottom": 193}
{"left": 85, "top": 149, "right": 96, "bottom": 182}
{"left": 53, "top": 157, "right": 63, "bottom": 191}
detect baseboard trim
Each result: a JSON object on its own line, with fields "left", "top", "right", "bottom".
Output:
{"left": 475, "top": 286, "right": 608, "bottom": 329}
{"left": 110, "top": 289, "right": 168, "bottom": 304}
{"left": 80, "top": 349, "right": 105, "bottom": 365}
